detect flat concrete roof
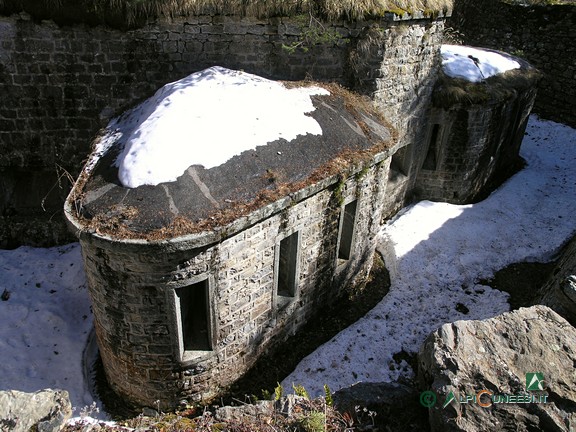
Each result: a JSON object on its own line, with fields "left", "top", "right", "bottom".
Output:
{"left": 71, "top": 84, "right": 394, "bottom": 239}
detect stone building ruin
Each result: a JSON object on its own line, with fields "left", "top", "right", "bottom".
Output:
{"left": 63, "top": 11, "right": 541, "bottom": 409}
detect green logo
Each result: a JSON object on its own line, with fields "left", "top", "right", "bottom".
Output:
{"left": 526, "top": 373, "right": 545, "bottom": 391}
{"left": 419, "top": 391, "right": 437, "bottom": 408}
{"left": 443, "top": 391, "right": 456, "bottom": 409}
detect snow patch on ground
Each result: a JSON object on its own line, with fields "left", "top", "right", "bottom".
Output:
{"left": 0, "top": 244, "right": 102, "bottom": 417}
{"left": 282, "top": 116, "right": 576, "bottom": 396}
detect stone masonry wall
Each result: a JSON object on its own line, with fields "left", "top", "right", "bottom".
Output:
{"left": 415, "top": 85, "right": 538, "bottom": 203}
{"left": 79, "top": 160, "right": 391, "bottom": 408}
{"left": 354, "top": 20, "right": 445, "bottom": 207}
{"left": 0, "top": 12, "right": 444, "bottom": 248}
{"left": 450, "top": 0, "right": 576, "bottom": 128}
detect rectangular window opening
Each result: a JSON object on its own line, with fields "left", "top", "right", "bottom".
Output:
{"left": 423, "top": 124, "right": 440, "bottom": 171}
{"left": 277, "top": 231, "right": 299, "bottom": 301}
{"left": 388, "top": 145, "right": 410, "bottom": 182}
{"left": 176, "top": 280, "right": 211, "bottom": 352}
{"left": 338, "top": 200, "right": 358, "bottom": 260}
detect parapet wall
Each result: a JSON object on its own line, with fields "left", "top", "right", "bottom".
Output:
{"left": 450, "top": 0, "right": 576, "bottom": 128}
{"left": 0, "top": 13, "right": 444, "bottom": 248}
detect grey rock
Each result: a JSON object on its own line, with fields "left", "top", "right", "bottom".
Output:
{"left": 0, "top": 389, "right": 72, "bottom": 432}
{"left": 215, "top": 400, "right": 274, "bottom": 423}
{"left": 538, "top": 235, "right": 576, "bottom": 325}
{"left": 418, "top": 305, "right": 576, "bottom": 432}
{"left": 537, "top": 234, "right": 576, "bottom": 325}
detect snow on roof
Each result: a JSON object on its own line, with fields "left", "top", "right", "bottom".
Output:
{"left": 112, "top": 66, "right": 329, "bottom": 189}
{"left": 441, "top": 45, "right": 521, "bottom": 83}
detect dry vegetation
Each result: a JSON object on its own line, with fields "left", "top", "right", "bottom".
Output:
{"left": 502, "top": 0, "right": 576, "bottom": 5}
{"left": 2, "top": 0, "right": 453, "bottom": 26}
{"left": 433, "top": 65, "right": 543, "bottom": 108}
{"left": 64, "top": 394, "right": 381, "bottom": 432}
{"left": 69, "top": 82, "right": 397, "bottom": 241}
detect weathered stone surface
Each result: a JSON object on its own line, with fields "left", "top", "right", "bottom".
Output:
{"left": 0, "top": 389, "right": 72, "bottom": 432}
{"left": 418, "top": 306, "right": 576, "bottom": 432}
{"left": 0, "top": 12, "right": 445, "bottom": 247}
{"left": 215, "top": 400, "right": 274, "bottom": 422}
{"left": 538, "top": 234, "right": 576, "bottom": 326}
{"left": 333, "top": 381, "right": 430, "bottom": 431}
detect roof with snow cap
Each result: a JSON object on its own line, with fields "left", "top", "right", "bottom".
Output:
{"left": 434, "top": 45, "right": 542, "bottom": 107}
{"left": 68, "top": 67, "right": 395, "bottom": 240}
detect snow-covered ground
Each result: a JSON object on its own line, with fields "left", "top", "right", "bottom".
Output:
{"left": 0, "top": 116, "right": 574, "bottom": 419}
{"left": 282, "top": 116, "right": 576, "bottom": 395}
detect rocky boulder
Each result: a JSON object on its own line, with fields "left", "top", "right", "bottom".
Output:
{"left": 538, "top": 235, "right": 576, "bottom": 326}
{"left": 418, "top": 305, "right": 576, "bottom": 431}
{"left": 0, "top": 389, "right": 72, "bottom": 432}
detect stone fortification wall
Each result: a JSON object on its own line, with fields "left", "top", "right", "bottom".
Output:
{"left": 79, "top": 159, "right": 391, "bottom": 408}
{"left": 450, "top": 0, "right": 576, "bottom": 128}
{"left": 415, "top": 85, "right": 538, "bottom": 203}
{"left": 0, "top": 12, "right": 444, "bottom": 248}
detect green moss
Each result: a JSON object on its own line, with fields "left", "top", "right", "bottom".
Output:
{"left": 333, "top": 177, "right": 346, "bottom": 207}
{"left": 385, "top": 7, "right": 409, "bottom": 17}
{"left": 355, "top": 166, "right": 370, "bottom": 181}
{"left": 300, "top": 411, "right": 326, "bottom": 432}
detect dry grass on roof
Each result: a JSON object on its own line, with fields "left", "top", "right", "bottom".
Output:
{"left": 74, "top": 81, "right": 398, "bottom": 241}
{"left": 10, "top": 0, "right": 453, "bottom": 23}
{"left": 89, "top": 0, "right": 453, "bottom": 18}
{"left": 502, "top": 0, "right": 576, "bottom": 6}
{"left": 433, "top": 67, "right": 543, "bottom": 108}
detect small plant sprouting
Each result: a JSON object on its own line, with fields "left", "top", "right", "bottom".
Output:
{"left": 293, "top": 383, "right": 310, "bottom": 399}
{"left": 274, "top": 382, "right": 284, "bottom": 401}
{"left": 323, "top": 384, "right": 333, "bottom": 407}
{"left": 261, "top": 388, "right": 272, "bottom": 400}
{"left": 333, "top": 176, "right": 346, "bottom": 207}
{"left": 354, "top": 405, "right": 377, "bottom": 426}
{"left": 300, "top": 410, "right": 326, "bottom": 432}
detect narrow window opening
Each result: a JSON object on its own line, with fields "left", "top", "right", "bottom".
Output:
{"left": 176, "top": 280, "right": 211, "bottom": 352}
{"left": 338, "top": 200, "right": 358, "bottom": 260}
{"left": 277, "top": 232, "right": 299, "bottom": 301}
{"left": 423, "top": 124, "right": 440, "bottom": 171}
{"left": 388, "top": 145, "right": 410, "bottom": 182}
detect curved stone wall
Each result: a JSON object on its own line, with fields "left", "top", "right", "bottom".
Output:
{"left": 0, "top": 12, "right": 444, "bottom": 247}
{"left": 450, "top": 0, "right": 576, "bottom": 128}
{"left": 415, "top": 84, "right": 539, "bottom": 203}
{"left": 75, "top": 161, "right": 390, "bottom": 408}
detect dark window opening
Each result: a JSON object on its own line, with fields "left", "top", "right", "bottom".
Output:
{"left": 423, "top": 124, "right": 440, "bottom": 171}
{"left": 338, "top": 200, "right": 357, "bottom": 260}
{"left": 176, "top": 280, "right": 211, "bottom": 352}
{"left": 388, "top": 145, "right": 410, "bottom": 182}
{"left": 277, "top": 232, "right": 299, "bottom": 299}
